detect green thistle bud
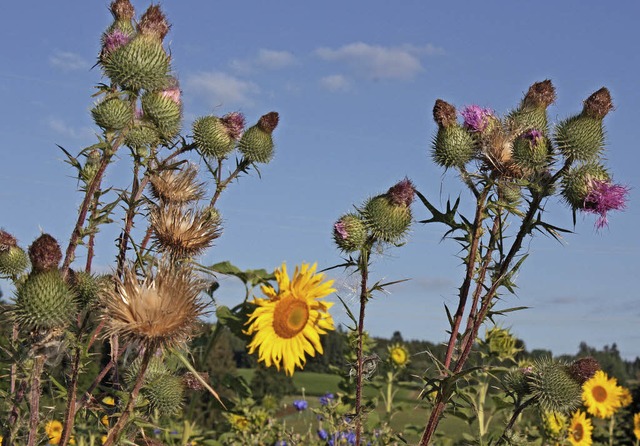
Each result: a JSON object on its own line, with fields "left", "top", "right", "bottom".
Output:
{"left": 512, "top": 129, "right": 549, "bottom": 171}
{"left": 554, "top": 88, "right": 612, "bottom": 162}
{"left": 143, "top": 374, "right": 184, "bottom": 416}
{"left": 80, "top": 149, "right": 102, "bottom": 184}
{"left": 505, "top": 366, "right": 533, "bottom": 398}
{"left": 509, "top": 80, "right": 556, "bottom": 134}
{"left": 124, "top": 356, "right": 168, "bottom": 386}
{"left": 69, "top": 270, "right": 107, "bottom": 309}
{"left": 333, "top": 213, "right": 368, "bottom": 253}
{"left": 28, "top": 233, "right": 62, "bottom": 273}
{"left": 102, "top": 34, "right": 170, "bottom": 92}
{"left": 528, "top": 358, "right": 582, "bottom": 413}
{"left": 498, "top": 180, "right": 522, "bottom": 205}
{"left": 91, "top": 97, "right": 133, "bottom": 131}
{"left": 14, "top": 270, "right": 77, "bottom": 330}
{"left": 362, "top": 194, "right": 412, "bottom": 244}
{"left": 431, "top": 100, "right": 476, "bottom": 168}
{"left": 0, "top": 246, "right": 29, "bottom": 278}
{"left": 193, "top": 116, "right": 235, "bottom": 158}
{"left": 141, "top": 89, "right": 182, "bottom": 139}
{"left": 561, "top": 163, "right": 609, "bottom": 209}
{"left": 124, "top": 122, "right": 160, "bottom": 151}
{"left": 238, "top": 112, "right": 279, "bottom": 163}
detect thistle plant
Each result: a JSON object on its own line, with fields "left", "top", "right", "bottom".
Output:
{"left": 331, "top": 177, "right": 415, "bottom": 444}
{"left": 416, "top": 80, "right": 628, "bottom": 445}
{"left": 0, "top": 1, "right": 279, "bottom": 444}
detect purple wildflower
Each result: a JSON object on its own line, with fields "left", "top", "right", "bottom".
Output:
{"left": 103, "top": 29, "right": 131, "bottom": 55}
{"left": 319, "top": 392, "right": 334, "bottom": 406}
{"left": 221, "top": 112, "right": 246, "bottom": 141}
{"left": 333, "top": 221, "right": 348, "bottom": 240}
{"left": 461, "top": 105, "right": 494, "bottom": 132}
{"left": 318, "top": 429, "right": 329, "bottom": 441}
{"left": 524, "top": 129, "right": 544, "bottom": 144}
{"left": 293, "top": 399, "right": 308, "bottom": 411}
{"left": 582, "top": 180, "right": 629, "bottom": 228}
{"left": 387, "top": 178, "right": 415, "bottom": 207}
{"left": 161, "top": 78, "right": 181, "bottom": 105}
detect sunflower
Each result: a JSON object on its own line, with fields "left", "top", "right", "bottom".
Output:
{"left": 619, "top": 386, "right": 632, "bottom": 407}
{"left": 542, "top": 410, "right": 567, "bottom": 437}
{"left": 388, "top": 343, "right": 410, "bottom": 368}
{"left": 45, "top": 420, "right": 63, "bottom": 445}
{"left": 567, "top": 410, "right": 593, "bottom": 446}
{"left": 633, "top": 412, "right": 640, "bottom": 441}
{"left": 245, "top": 262, "right": 335, "bottom": 376}
{"left": 581, "top": 370, "right": 623, "bottom": 419}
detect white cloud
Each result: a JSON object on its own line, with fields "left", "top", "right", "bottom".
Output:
{"left": 184, "top": 71, "right": 259, "bottom": 107}
{"left": 319, "top": 74, "right": 350, "bottom": 92}
{"left": 315, "top": 42, "right": 443, "bottom": 80}
{"left": 256, "top": 49, "right": 295, "bottom": 69}
{"left": 49, "top": 51, "right": 90, "bottom": 72}
{"left": 47, "top": 117, "right": 94, "bottom": 140}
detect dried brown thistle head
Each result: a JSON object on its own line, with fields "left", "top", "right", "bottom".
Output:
{"left": 149, "top": 164, "right": 205, "bottom": 205}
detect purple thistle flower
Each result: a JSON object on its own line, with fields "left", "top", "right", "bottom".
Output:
{"left": 333, "top": 221, "right": 348, "bottom": 240}
{"left": 319, "top": 392, "right": 334, "bottom": 406}
{"left": 161, "top": 78, "right": 181, "bottom": 105}
{"left": 461, "top": 105, "right": 494, "bottom": 132}
{"left": 582, "top": 180, "right": 629, "bottom": 228}
{"left": 103, "top": 29, "right": 131, "bottom": 55}
{"left": 293, "top": 399, "right": 308, "bottom": 411}
{"left": 221, "top": 112, "right": 246, "bottom": 141}
{"left": 387, "top": 178, "right": 415, "bottom": 207}
{"left": 524, "top": 129, "right": 544, "bottom": 144}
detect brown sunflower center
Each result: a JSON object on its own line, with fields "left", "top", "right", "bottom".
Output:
{"left": 273, "top": 296, "right": 309, "bottom": 339}
{"left": 572, "top": 423, "right": 584, "bottom": 441}
{"left": 592, "top": 385, "right": 608, "bottom": 402}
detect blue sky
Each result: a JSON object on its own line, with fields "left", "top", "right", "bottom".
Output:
{"left": 1, "top": 2, "right": 638, "bottom": 359}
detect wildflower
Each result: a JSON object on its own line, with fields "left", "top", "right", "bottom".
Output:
{"left": 101, "top": 414, "right": 109, "bottom": 428}
{"left": 388, "top": 343, "right": 410, "bottom": 368}
{"left": 102, "top": 263, "right": 208, "bottom": 351}
{"left": 220, "top": 112, "right": 246, "bottom": 141}
{"left": 245, "top": 262, "right": 335, "bottom": 376}
{"left": 581, "top": 179, "right": 629, "bottom": 229}
{"left": 45, "top": 420, "right": 63, "bottom": 445}
{"left": 461, "top": 105, "right": 494, "bottom": 132}
{"left": 102, "top": 396, "right": 116, "bottom": 406}
{"left": 28, "top": 233, "right": 62, "bottom": 273}
{"left": 567, "top": 410, "right": 593, "bottom": 446}
{"left": 332, "top": 214, "right": 367, "bottom": 253}
{"left": 318, "top": 429, "right": 328, "bottom": 440}
{"left": 102, "top": 29, "right": 130, "bottom": 55}
{"left": 319, "top": 392, "right": 334, "bottom": 406}
{"left": 227, "top": 414, "right": 249, "bottom": 431}
{"left": 582, "top": 370, "right": 623, "bottom": 419}
{"left": 293, "top": 399, "right": 308, "bottom": 411}
{"left": 543, "top": 410, "right": 567, "bottom": 436}
{"left": 524, "top": 129, "right": 544, "bottom": 144}
{"left": 619, "top": 386, "right": 632, "bottom": 407}
{"left": 634, "top": 413, "right": 640, "bottom": 441}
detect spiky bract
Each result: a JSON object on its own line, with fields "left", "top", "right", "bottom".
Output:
{"left": 91, "top": 97, "right": 133, "bottom": 131}
{"left": 554, "top": 115, "right": 604, "bottom": 162}
{"left": 238, "top": 112, "right": 279, "bottom": 163}
{"left": 362, "top": 195, "right": 412, "bottom": 244}
{"left": 193, "top": 116, "right": 236, "bottom": 159}
{"left": 333, "top": 213, "right": 368, "bottom": 253}
{"left": 0, "top": 246, "right": 29, "bottom": 277}
{"left": 143, "top": 374, "right": 184, "bottom": 416}
{"left": 124, "top": 122, "right": 160, "bottom": 151}
{"left": 101, "top": 263, "right": 208, "bottom": 351}
{"left": 432, "top": 125, "right": 476, "bottom": 168}
{"left": 560, "top": 163, "right": 609, "bottom": 209}
{"left": 149, "top": 164, "right": 205, "bottom": 205}
{"left": 141, "top": 90, "right": 182, "bottom": 139}
{"left": 14, "top": 270, "right": 77, "bottom": 330}
{"left": 529, "top": 358, "right": 582, "bottom": 414}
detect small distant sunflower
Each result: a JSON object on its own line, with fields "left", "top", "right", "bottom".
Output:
{"left": 388, "top": 343, "right": 410, "bottom": 368}
{"left": 633, "top": 412, "right": 640, "bottom": 441}
{"left": 582, "top": 370, "right": 623, "bottom": 419}
{"left": 45, "top": 420, "right": 63, "bottom": 445}
{"left": 619, "top": 386, "right": 632, "bottom": 407}
{"left": 102, "top": 263, "right": 208, "bottom": 351}
{"left": 567, "top": 410, "right": 593, "bottom": 446}
{"left": 245, "top": 262, "right": 335, "bottom": 376}
{"left": 543, "top": 410, "right": 567, "bottom": 437}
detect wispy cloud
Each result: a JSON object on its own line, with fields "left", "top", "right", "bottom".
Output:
{"left": 315, "top": 42, "right": 443, "bottom": 80}
{"left": 230, "top": 49, "right": 296, "bottom": 74}
{"left": 49, "top": 50, "right": 90, "bottom": 72}
{"left": 184, "top": 71, "right": 259, "bottom": 107}
{"left": 319, "top": 74, "right": 350, "bottom": 92}
{"left": 47, "top": 117, "right": 95, "bottom": 140}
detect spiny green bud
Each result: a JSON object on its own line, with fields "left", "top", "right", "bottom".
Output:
{"left": 498, "top": 180, "right": 522, "bottom": 205}
{"left": 509, "top": 80, "right": 556, "bottom": 134}
{"left": 68, "top": 270, "right": 107, "bottom": 309}
{"left": 333, "top": 213, "right": 368, "bottom": 253}
{"left": 14, "top": 270, "right": 77, "bottom": 330}
{"left": 505, "top": 366, "right": 533, "bottom": 398}
{"left": 528, "top": 358, "right": 582, "bottom": 414}
{"left": 193, "top": 116, "right": 235, "bottom": 158}
{"left": 0, "top": 246, "right": 29, "bottom": 278}
{"left": 432, "top": 125, "right": 476, "bottom": 168}
{"left": 362, "top": 180, "right": 414, "bottom": 244}
{"left": 102, "top": 34, "right": 170, "bottom": 92}
{"left": 124, "top": 121, "right": 160, "bottom": 151}
{"left": 28, "top": 233, "right": 62, "bottom": 273}
{"left": 101, "top": 0, "right": 135, "bottom": 60}
{"left": 568, "top": 357, "right": 600, "bottom": 384}
{"left": 512, "top": 129, "right": 549, "bottom": 171}
{"left": 91, "top": 97, "right": 133, "bottom": 131}
{"left": 124, "top": 356, "right": 169, "bottom": 387}
{"left": 561, "top": 163, "right": 609, "bottom": 209}
{"left": 554, "top": 88, "right": 612, "bottom": 162}
{"left": 238, "top": 112, "right": 279, "bottom": 163}
{"left": 80, "top": 149, "right": 102, "bottom": 184}
{"left": 141, "top": 88, "right": 182, "bottom": 140}
{"left": 143, "top": 374, "right": 184, "bottom": 416}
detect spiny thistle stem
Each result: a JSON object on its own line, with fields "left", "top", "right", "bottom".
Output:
{"left": 208, "top": 157, "right": 252, "bottom": 207}
{"left": 84, "top": 191, "right": 102, "bottom": 272}
{"left": 102, "top": 346, "right": 154, "bottom": 446}
{"left": 116, "top": 160, "right": 143, "bottom": 278}
{"left": 27, "top": 355, "right": 46, "bottom": 446}
{"left": 496, "top": 397, "right": 537, "bottom": 445}
{"left": 354, "top": 246, "right": 370, "bottom": 446}
{"left": 4, "top": 376, "right": 26, "bottom": 446}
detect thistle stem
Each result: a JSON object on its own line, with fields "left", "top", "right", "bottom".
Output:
{"left": 354, "top": 246, "right": 370, "bottom": 446}
{"left": 27, "top": 355, "right": 45, "bottom": 446}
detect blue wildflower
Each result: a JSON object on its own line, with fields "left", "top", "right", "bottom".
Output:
{"left": 293, "top": 399, "right": 308, "bottom": 411}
